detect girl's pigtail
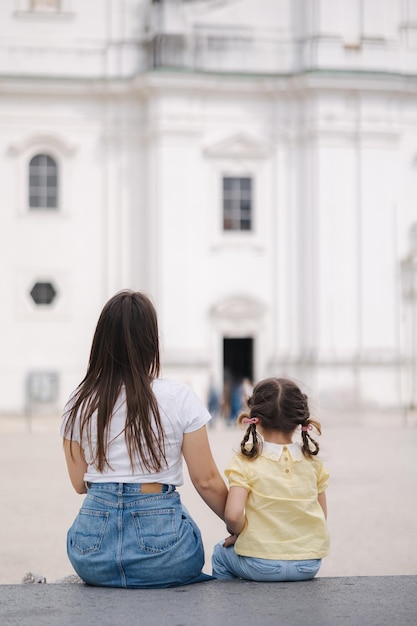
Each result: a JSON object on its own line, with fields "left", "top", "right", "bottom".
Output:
{"left": 238, "top": 413, "right": 262, "bottom": 459}
{"left": 301, "top": 418, "right": 321, "bottom": 457}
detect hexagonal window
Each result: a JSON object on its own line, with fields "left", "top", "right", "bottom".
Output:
{"left": 30, "top": 282, "right": 57, "bottom": 306}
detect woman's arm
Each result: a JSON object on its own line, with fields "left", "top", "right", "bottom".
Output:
{"left": 182, "top": 426, "right": 228, "bottom": 520}
{"left": 63, "top": 439, "right": 88, "bottom": 494}
{"left": 224, "top": 486, "right": 248, "bottom": 536}
{"left": 318, "top": 491, "right": 327, "bottom": 519}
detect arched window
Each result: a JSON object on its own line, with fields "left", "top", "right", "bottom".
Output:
{"left": 29, "top": 154, "right": 58, "bottom": 209}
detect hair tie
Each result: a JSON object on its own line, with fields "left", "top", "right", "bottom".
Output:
{"left": 301, "top": 424, "right": 313, "bottom": 432}
{"left": 242, "top": 417, "right": 259, "bottom": 425}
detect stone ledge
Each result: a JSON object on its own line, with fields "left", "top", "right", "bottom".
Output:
{"left": 1, "top": 576, "right": 416, "bottom": 626}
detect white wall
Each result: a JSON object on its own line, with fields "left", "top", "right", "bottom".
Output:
{"left": 1, "top": 0, "right": 417, "bottom": 413}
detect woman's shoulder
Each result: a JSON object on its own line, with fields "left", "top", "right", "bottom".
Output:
{"left": 153, "top": 378, "right": 211, "bottom": 431}
{"left": 152, "top": 378, "right": 205, "bottom": 408}
{"left": 152, "top": 378, "right": 191, "bottom": 397}
{"left": 153, "top": 378, "right": 187, "bottom": 387}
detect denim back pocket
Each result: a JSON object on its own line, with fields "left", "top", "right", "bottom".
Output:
{"left": 70, "top": 509, "right": 110, "bottom": 555}
{"left": 295, "top": 559, "right": 322, "bottom": 574}
{"left": 132, "top": 508, "right": 178, "bottom": 553}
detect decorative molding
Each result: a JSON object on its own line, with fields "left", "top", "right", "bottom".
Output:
{"left": 8, "top": 133, "right": 77, "bottom": 157}
{"left": 14, "top": 268, "right": 71, "bottom": 321}
{"left": 211, "top": 295, "right": 266, "bottom": 321}
{"left": 14, "top": 0, "right": 74, "bottom": 21}
{"left": 13, "top": 10, "right": 75, "bottom": 21}
{"left": 203, "top": 133, "right": 271, "bottom": 159}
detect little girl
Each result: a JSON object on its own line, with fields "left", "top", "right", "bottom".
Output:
{"left": 212, "top": 377, "right": 329, "bottom": 582}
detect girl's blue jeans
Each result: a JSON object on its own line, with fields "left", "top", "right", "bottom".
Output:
{"left": 67, "top": 482, "right": 213, "bottom": 588}
{"left": 212, "top": 541, "right": 322, "bottom": 582}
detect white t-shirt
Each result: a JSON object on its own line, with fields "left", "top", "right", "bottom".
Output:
{"left": 61, "top": 379, "right": 212, "bottom": 486}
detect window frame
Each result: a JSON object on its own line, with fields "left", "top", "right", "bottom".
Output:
{"left": 30, "top": 281, "right": 58, "bottom": 306}
{"left": 28, "top": 153, "right": 59, "bottom": 211}
{"left": 203, "top": 134, "right": 270, "bottom": 251}
{"left": 206, "top": 161, "right": 267, "bottom": 251}
{"left": 15, "top": 269, "right": 71, "bottom": 321}
{"left": 8, "top": 133, "right": 75, "bottom": 216}
{"left": 222, "top": 175, "right": 253, "bottom": 232}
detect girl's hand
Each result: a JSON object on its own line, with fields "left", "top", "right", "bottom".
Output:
{"left": 223, "top": 534, "right": 238, "bottom": 548}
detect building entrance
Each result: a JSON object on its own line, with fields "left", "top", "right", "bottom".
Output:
{"left": 223, "top": 337, "right": 253, "bottom": 382}
{"left": 223, "top": 337, "right": 253, "bottom": 423}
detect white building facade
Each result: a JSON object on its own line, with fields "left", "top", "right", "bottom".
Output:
{"left": 1, "top": 0, "right": 417, "bottom": 414}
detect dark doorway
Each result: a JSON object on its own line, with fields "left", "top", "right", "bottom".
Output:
{"left": 223, "top": 337, "right": 254, "bottom": 423}
{"left": 223, "top": 337, "right": 253, "bottom": 384}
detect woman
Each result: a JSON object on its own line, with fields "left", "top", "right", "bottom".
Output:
{"left": 62, "top": 290, "right": 227, "bottom": 588}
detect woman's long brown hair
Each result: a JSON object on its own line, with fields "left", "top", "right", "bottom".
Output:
{"left": 63, "top": 290, "right": 167, "bottom": 472}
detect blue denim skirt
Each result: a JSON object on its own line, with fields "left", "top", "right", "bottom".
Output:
{"left": 67, "top": 482, "right": 212, "bottom": 588}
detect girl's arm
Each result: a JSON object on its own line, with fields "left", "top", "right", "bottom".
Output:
{"left": 224, "top": 485, "right": 248, "bottom": 535}
{"left": 318, "top": 491, "right": 327, "bottom": 519}
{"left": 63, "top": 439, "right": 88, "bottom": 494}
{"left": 182, "top": 426, "right": 228, "bottom": 520}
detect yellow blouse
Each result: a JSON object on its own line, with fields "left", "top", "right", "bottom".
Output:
{"left": 225, "top": 441, "right": 330, "bottom": 560}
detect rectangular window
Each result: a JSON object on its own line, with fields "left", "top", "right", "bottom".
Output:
{"left": 223, "top": 176, "right": 252, "bottom": 231}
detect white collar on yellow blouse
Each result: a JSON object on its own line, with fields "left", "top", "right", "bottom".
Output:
{"left": 261, "top": 440, "right": 304, "bottom": 462}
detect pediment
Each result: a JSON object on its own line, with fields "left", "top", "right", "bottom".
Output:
{"left": 203, "top": 133, "right": 270, "bottom": 159}
{"left": 8, "top": 133, "right": 77, "bottom": 157}
{"left": 211, "top": 295, "right": 266, "bottom": 320}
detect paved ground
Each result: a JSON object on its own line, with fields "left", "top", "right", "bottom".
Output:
{"left": 0, "top": 408, "right": 416, "bottom": 584}
{"left": 1, "top": 576, "right": 416, "bottom": 625}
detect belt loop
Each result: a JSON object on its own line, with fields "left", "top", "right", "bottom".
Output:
{"left": 118, "top": 482, "right": 123, "bottom": 496}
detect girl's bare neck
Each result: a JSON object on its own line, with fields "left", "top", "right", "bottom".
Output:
{"left": 259, "top": 428, "right": 294, "bottom": 445}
